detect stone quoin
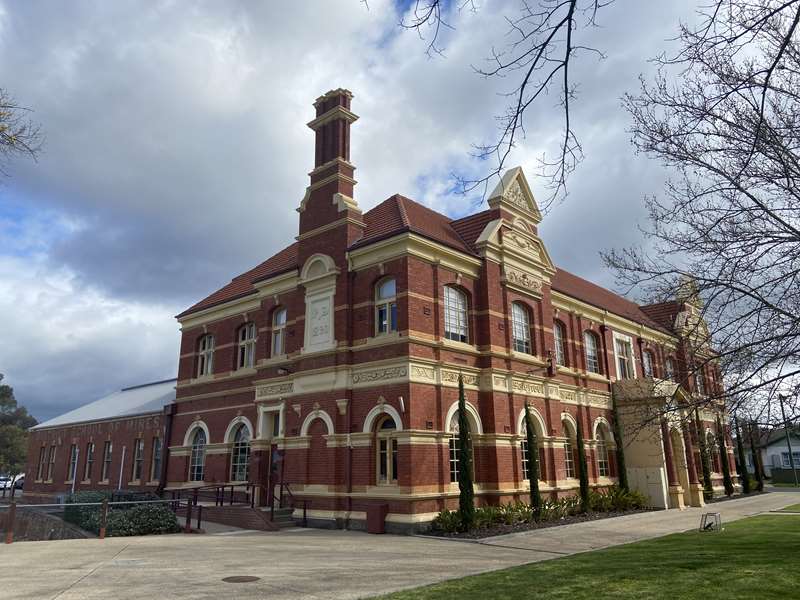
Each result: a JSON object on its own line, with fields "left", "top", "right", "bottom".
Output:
{"left": 25, "top": 89, "right": 739, "bottom": 530}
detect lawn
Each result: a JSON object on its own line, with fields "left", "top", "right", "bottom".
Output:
{"left": 779, "top": 503, "right": 800, "bottom": 512}
{"left": 378, "top": 515, "right": 799, "bottom": 600}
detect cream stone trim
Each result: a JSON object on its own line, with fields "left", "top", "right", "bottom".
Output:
{"left": 306, "top": 104, "right": 359, "bottom": 130}
{"left": 276, "top": 436, "right": 311, "bottom": 450}
{"left": 183, "top": 421, "right": 210, "bottom": 446}
{"left": 178, "top": 296, "right": 262, "bottom": 330}
{"left": 300, "top": 409, "right": 335, "bottom": 436}
{"left": 224, "top": 416, "right": 255, "bottom": 443}
{"left": 362, "top": 404, "right": 403, "bottom": 433}
{"left": 347, "top": 232, "right": 482, "bottom": 278}
{"left": 252, "top": 270, "right": 298, "bottom": 297}
{"left": 296, "top": 216, "right": 365, "bottom": 241}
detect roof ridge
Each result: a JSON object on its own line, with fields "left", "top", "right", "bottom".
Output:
{"left": 395, "top": 195, "right": 411, "bottom": 228}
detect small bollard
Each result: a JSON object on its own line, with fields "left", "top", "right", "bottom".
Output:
{"left": 99, "top": 499, "right": 109, "bottom": 540}
{"left": 4, "top": 501, "right": 16, "bottom": 544}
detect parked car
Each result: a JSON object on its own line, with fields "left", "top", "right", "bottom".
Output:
{"left": 0, "top": 476, "right": 10, "bottom": 490}
{"left": 14, "top": 475, "right": 24, "bottom": 490}
{"left": 0, "top": 475, "right": 23, "bottom": 491}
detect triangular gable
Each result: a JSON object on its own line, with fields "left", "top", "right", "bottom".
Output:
{"left": 488, "top": 167, "right": 542, "bottom": 223}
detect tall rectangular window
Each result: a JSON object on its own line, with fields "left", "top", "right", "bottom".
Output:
{"left": 47, "top": 445, "right": 57, "bottom": 481}
{"left": 564, "top": 440, "right": 575, "bottom": 478}
{"left": 132, "top": 438, "right": 144, "bottom": 481}
{"left": 238, "top": 323, "right": 257, "bottom": 369}
{"left": 36, "top": 447, "right": 47, "bottom": 480}
{"left": 101, "top": 441, "right": 113, "bottom": 481}
{"left": 67, "top": 444, "right": 78, "bottom": 482}
{"left": 375, "top": 278, "right": 398, "bottom": 335}
{"left": 553, "top": 321, "right": 567, "bottom": 366}
{"left": 443, "top": 286, "right": 468, "bottom": 343}
{"left": 642, "top": 351, "right": 654, "bottom": 377}
{"left": 615, "top": 337, "right": 634, "bottom": 379}
{"left": 272, "top": 308, "right": 287, "bottom": 356}
{"left": 197, "top": 334, "right": 214, "bottom": 377}
{"left": 511, "top": 302, "right": 532, "bottom": 354}
{"left": 84, "top": 442, "right": 95, "bottom": 481}
{"left": 150, "top": 438, "right": 162, "bottom": 482}
{"left": 584, "top": 331, "right": 600, "bottom": 373}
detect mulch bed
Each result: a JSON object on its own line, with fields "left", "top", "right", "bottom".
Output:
{"left": 426, "top": 508, "right": 656, "bottom": 540}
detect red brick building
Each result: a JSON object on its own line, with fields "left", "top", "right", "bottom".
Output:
{"left": 25, "top": 89, "right": 738, "bottom": 530}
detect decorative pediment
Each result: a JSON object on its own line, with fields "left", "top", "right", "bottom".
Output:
{"left": 488, "top": 167, "right": 542, "bottom": 223}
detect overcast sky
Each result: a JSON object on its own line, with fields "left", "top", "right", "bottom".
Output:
{"left": 0, "top": 0, "right": 698, "bottom": 422}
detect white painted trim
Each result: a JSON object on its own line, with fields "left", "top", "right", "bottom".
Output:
{"left": 301, "top": 409, "right": 335, "bottom": 436}
{"left": 224, "top": 416, "right": 254, "bottom": 443}
{"left": 560, "top": 412, "right": 577, "bottom": 437}
{"left": 363, "top": 404, "right": 404, "bottom": 433}
{"left": 592, "top": 416, "right": 614, "bottom": 443}
{"left": 444, "top": 401, "right": 483, "bottom": 434}
{"left": 516, "top": 406, "right": 547, "bottom": 438}
{"left": 183, "top": 421, "right": 211, "bottom": 446}
{"left": 612, "top": 331, "right": 637, "bottom": 380}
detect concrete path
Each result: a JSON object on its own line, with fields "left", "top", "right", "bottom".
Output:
{"left": 1, "top": 492, "right": 796, "bottom": 600}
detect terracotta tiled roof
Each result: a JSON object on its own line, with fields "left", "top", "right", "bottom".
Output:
{"left": 354, "top": 194, "right": 475, "bottom": 254}
{"left": 640, "top": 301, "right": 680, "bottom": 332}
{"left": 176, "top": 243, "right": 299, "bottom": 318}
{"left": 551, "top": 268, "right": 671, "bottom": 333}
{"left": 450, "top": 209, "right": 498, "bottom": 250}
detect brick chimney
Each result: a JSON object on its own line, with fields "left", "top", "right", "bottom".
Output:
{"left": 297, "top": 89, "right": 365, "bottom": 258}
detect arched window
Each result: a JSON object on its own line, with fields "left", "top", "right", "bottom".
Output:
{"left": 596, "top": 422, "right": 612, "bottom": 477}
{"left": 230, "top": 424, "right": 251, "bottom": 482}
{"left": 584, "top": 331, "right": 601, "bottom": 374}
{"left": 665, "top": 357, "right": 675, "bottom": 381}
{"left": 642, "top": 350, "right": 654, "bottom": 377}
{"left": 375, "top": 415, "right": 399, "bottom": 484}
{"left": 271, "top": 308, "right": 287, "bottom": 357}
{"left": 520, "top": 410, "right": 547, "bottom": 482}
{"left": 511, "top": 302, "right": 532, "bottom": 354}
{"left": 562, "top": 419, "right": 576, "bottom": 479}
{"left": 448, "top": 410, "right": 476, "bottom": 483}
{"left": 238, "top": 323, "right": 256, "bottom": 369}
{"left": 375, "top": 278, "right": 398, "bottom": 334}
{"left": 189, "top": 428, "right": 207, "bottom": 482}
{"left": 197, "top": 334, "right": 215, "bottom": 377}
{"left": 443, "top": 286, "right": 468, "bottom": 343}
{"left": 553, "top": 321, "right": 567, "bottom": 366}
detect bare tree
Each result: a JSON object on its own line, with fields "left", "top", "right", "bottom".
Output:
{"left": 604, "top": 0, "right": 800, "bottom": 430}
{"left": 399, "top": 0, "right": 612, "bottom": 208}
{"left": 0, "top": 87, "right": 42, "bottom": 176}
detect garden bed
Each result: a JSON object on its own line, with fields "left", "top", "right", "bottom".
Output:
{"left": 427, "top": 508, "right": 655, "bottom": 539}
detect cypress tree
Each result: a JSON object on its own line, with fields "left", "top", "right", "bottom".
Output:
{"left": 523, "top": 402, "right": 542, "bottom": 519}
{"left": 695, "top": 408, "right": 714, "bottom": 501}
{"left": 717, "top": 417, "right": 734, "bottom": 496}
{"left": 734, "top": 418, "right": 751, "bottom": 494}
{"left": 457, "top": 375, "right": 475, "bottom": 531}
{"left": 610, "top": 390, "right": 629, "bottom": 492}
{"left": 576, "top": 418, "right": 590, "bottom": 512}
{"left": 748, "top": 421, "right": 764, "bottom": 492}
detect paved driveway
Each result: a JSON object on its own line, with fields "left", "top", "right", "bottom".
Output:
{"left": 2, "top": 492, "right": 796, "bottom": 600}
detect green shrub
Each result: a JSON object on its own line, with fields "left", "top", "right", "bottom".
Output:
{"left": 589, "top": 485, "right": 648, "bottom": 512}
{"left": 431, "top": 509, "right": 463, "bottom": 533}
{"left": 64, "top": 490, "right": 179, "bottom": 537}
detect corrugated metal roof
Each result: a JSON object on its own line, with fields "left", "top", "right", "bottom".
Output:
{"left": 33, "top": 379, "right": 176, "bottom": 430}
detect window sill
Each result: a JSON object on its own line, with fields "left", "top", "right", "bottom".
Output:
{"left": 145, "top": 480, "right": 160, "bottom": 486}
{"left": 509, "top": 350, "right": 548, "bottom": 366}
{"left": 98, "top": 480, "right": 110, "bottom": 485}
{"left": 439, "top": 338, "right": 479, "bottom": 354}
{"left": 128, "top": 480, "right": 142, "bottom": 486}
{"left": 80, "top": 480, "right": 91, "bottom": 485}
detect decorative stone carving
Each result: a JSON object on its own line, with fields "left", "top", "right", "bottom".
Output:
{"left": 505, "top": 180, "right": 528, "bottom": 211}
{"left": 256, "top": 382, "right": 294, "bottom": 398}
{"left": 352, "top": 366, "right": 407, "bottom": 384}
{"left": 442, "top": 371, "right": 479, "bottom": 386}
{"left": 336, "top": 399, "right": 349, "bottom": 415}
{"left": 504, "top": 267, "right": 543, "bottom": 294}
{"left": 410, "top": 366, "right": 435, "bottom": 381}
{"left": 512, "top": 380, "right": 544, "bottom": 395}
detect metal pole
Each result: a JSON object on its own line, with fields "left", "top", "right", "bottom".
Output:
{"left": 99, "top": 499, "right": 108, "bottom": 540}
{"left": 779, "top": 395, "right": 799, "bottom": 487}
{"left": 118, "top": 446, "right": 126, "bottom": 491}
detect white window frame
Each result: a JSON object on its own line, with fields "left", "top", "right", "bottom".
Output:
{"left": 695, "top": 370, "right": 707, "bottom": 396}
{"left": 272, "top": 308, "right": 287, "bottom": 357}
{"left": 642, "top": 350, "right": 654, "bottom": 377}
{"left": 131, "top": 438, "right": 144, "bottom": 482}
{"left": 189, "top": 429, "right": 207, "bottom": 482}
{"left": 665, "top": 357, "right": 675, "bottom": 381}
{"left": 613, "top": 333, "right": 636, "bottom": 380}
{"left": 101, "top": 441, "right": 112, "bottom": 481}
{"left": 443, "top": 286, "right": 469, "bottom": 343}
{"left": 584, "top": 331, "right": 600, "bottom": 374}
{"left": 150, "top": 437, "right": 162, "bottom": 482}
{"left": 197, "top": 334, "right": 215, "bottom": 377}
{"left": 448, "top": 410, "right": 475, "bottom": 483}
{"left": 230, "top": 424, "right": 252, "bottom": 482}
{"left": 46, "top": 445, "right": 56, "bottom": 481}
{"left": 84, "top": 442, "right": 95, "bottom": 481}
{"left": 511, "top": 302, "right": 532, "bottom": 354}
{"left": 375, "top": 415, "right": 399, "bottom": 485}
{"left": 375, "top": 278, "right": 398, "bottom": 335}
{"left": 596, "top": 425, "right": 611, "bottom": 477}
{"left": 67, "top": 444, "right": 78, "bottom": 482}
{"left": 238, "top": 322, "right": 257, "bottom": 369}
{"left": 553, "top": 321, "right": 567, "bottom": 366}
{"left": 781, "top": 451, "right": 800, "bottom": 468}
